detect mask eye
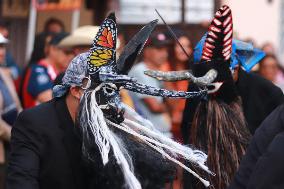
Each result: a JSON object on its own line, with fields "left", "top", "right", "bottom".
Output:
{"left": 103, "top": 85, "right": 116, "bottom": 96}
{"left": 81, "top": 77, "right": 91, "bottom": 90}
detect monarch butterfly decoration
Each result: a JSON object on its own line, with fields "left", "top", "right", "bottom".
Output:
{"left": 88, "top": 13, "right": 117, "bottom": 74}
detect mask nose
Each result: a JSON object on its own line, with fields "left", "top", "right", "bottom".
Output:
{"left": 114, "top": 94, "right": 125, "bottom": 115}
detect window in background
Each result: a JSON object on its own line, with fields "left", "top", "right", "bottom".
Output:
{"left": 118, "top": 0, "right": 182, "bottom": 24}
{"left": 185, "top": 0, "right": 214, "bottom": 23}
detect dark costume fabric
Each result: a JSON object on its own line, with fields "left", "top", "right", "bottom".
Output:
{"left": 86, "top": 126, "right": 176, "bottom": 189}
{"left": 6, "top": 97, "right": 91, "bottom": 189}
{"left": 229, "top": 103, "right": 284, "bottom": 189}
{"left": 236, "top": 69, "right": 284, "bottom": 134}
{"left": 6, "top": 97, "right": 175, "bottom": 189}
{"left": 182, "top": 69, "right": 284, "bottom": 144}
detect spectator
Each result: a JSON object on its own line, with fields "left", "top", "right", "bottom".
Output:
{"left": 0, "top": 21, "right": 20, "bottom": 82}
{"left": 0, "top": 34, "right": 22, "bottom": 120}
{"left": 43, "top": 17, "right": 65, "bottom": 34}
{"left": 128, "top": 32, "right": 172, "bottom": 136}
{"left": 0, "top": 34, "right": 22, "bottom": 189}
{"left": 162, "top": 30, "right": 192, "bottom": 141}
{"left": 20, "top": 32, "right": 73, "bottom": 109}
{"left": 258, "top": 54, "right": 284, "bottom": 91}
{"left": 0, "top": 21, "right": 9, "bottom": 38}
{"left": 117, "top": 26, "right": 127, "bottom": 57}
{"left": 30, "top": 18, "right": 65, "bottom": 65}
{"left": 261, "top": 42, "right": 276, "bottom": 55}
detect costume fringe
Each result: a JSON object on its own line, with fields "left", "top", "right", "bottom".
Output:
{"left": 80, "top": 84, "right": 212, "bottom": 188}
{"left": 191, "top": 98, "right": 251, "bottom": 189}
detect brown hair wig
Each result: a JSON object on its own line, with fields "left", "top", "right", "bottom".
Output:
{"left": 190, "top": 97, "right": 251, "bottom": 189}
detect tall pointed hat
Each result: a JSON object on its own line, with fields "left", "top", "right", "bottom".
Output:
{"left": 201, "top": 5, "right": 233, "bottom": 62}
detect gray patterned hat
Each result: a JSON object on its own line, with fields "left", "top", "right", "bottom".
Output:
{"left": 52, "top": 52, "right": 89, "bottom": 97}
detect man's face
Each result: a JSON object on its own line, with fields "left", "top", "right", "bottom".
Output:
{"left": 174, "top": 36, "right": 192, "bottom": 62}
{"left": 48, "top": 23, "right": 63, "bottom": 34}
{"left": 259, "top": 57, "right": 278, "bottom": 82}
{"left": 0, "top": 27, "right": 8, "bottom": 38}
{"left": 49, "top": 46, "right": 75, "bottom": 72}
{"left": 145, "top": 46, "right": 168, "bottom": 66}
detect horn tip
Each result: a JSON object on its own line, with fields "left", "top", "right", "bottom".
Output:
{"left": 107, "top": 12, "right": 116, "bottom": 21}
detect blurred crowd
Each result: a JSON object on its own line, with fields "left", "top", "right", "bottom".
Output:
{"left": 0, "top": 16, "right": 284, "bottom": 189}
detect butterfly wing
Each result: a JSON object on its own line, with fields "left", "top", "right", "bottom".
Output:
{"left": 88, "top": 13, "right": 117, "bottom": 75}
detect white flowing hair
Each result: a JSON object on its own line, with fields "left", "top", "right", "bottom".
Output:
{"left": 80, "top": 84, "right": 212, "bottom": 189}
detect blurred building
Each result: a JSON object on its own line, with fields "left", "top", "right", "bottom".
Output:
{"left": 1, "top": 0, "right": 283, "bottom": 68}
{"left": 222, "top": 0, "right": 282, "bottom": 57}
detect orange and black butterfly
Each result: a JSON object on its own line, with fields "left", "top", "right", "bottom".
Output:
{"left": 88, "top": 13, "right": 117, "bottom": 74}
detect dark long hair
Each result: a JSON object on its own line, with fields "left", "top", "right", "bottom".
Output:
{"left": 190, "top": 97, "right": 251, "bottom": 189}
{"left": 76, "top": 91, "right": 176, "bottom": 189}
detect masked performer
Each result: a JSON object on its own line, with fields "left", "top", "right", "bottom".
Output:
{"left": 7, "top": 13, "right": 214, "bottom": 189}
{"left": 145, "top": 5, "right": 256, "bottom": 189}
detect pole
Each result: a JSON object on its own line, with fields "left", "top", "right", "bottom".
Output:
{"left": 71, "top": 9, "right": 80, "bottom": 32}
{"left": 25, "top": 1, "right": 37, "bottom": 64}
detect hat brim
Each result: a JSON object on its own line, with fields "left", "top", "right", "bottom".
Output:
{"left": 58, "top": 35, "right": 93, "bottom": 48}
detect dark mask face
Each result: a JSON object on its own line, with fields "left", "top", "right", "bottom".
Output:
{"left": 191, "top": 59, "right": 238, "bottom": 103}
{"left": 89, "top": 82, "right": 125, "bottom": 124}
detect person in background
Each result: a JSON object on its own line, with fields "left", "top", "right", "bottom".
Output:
{"left": 128, "top": 32, "right": 172, "bottom": 136}
{"left": 0, "top": 34, "right": 22, "bottom": 189}
{"left": 117, "top": 26, "right": 127, "bottom": 57}
{"left": 0, "top": 21, "right": 20, "bottom": 82}
{"left": 20, "top": 32, "right": 74, "bottom": 109}
{"left": 258, "top": 54, "right": 284, "bottom": 91}
{"left": 261, "top": 42, "right": 275, "bottom": 55}
{"left": 161, "top": 30, "right": 192, "bottom": 142}
{"left": 30, "top": 18, "right": 65, "bottom": 65}
{"left": 158, "top": 30, "right": 192, "bottom": 189}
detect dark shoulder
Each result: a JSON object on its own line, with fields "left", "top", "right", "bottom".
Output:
{"left": 254, "top": 104, "right": 284, "bottom": 143}
{"left": 245, "top": 71, "right": 282, "bottom": 94}
{"left": 15, "top": 99, "right": 58, "bottom": 129}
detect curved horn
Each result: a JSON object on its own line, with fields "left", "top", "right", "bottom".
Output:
{"left": 122, "top": 82, "right": 207, "bottom": 99}
{"left": 99, "top": 72, "right": 137, "bottom": 83}
{"left": 144, "top": 70, "right": 192, "bottom": 81}
{"left": 144, "top": 69, "right": 217, "bottom": 86}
